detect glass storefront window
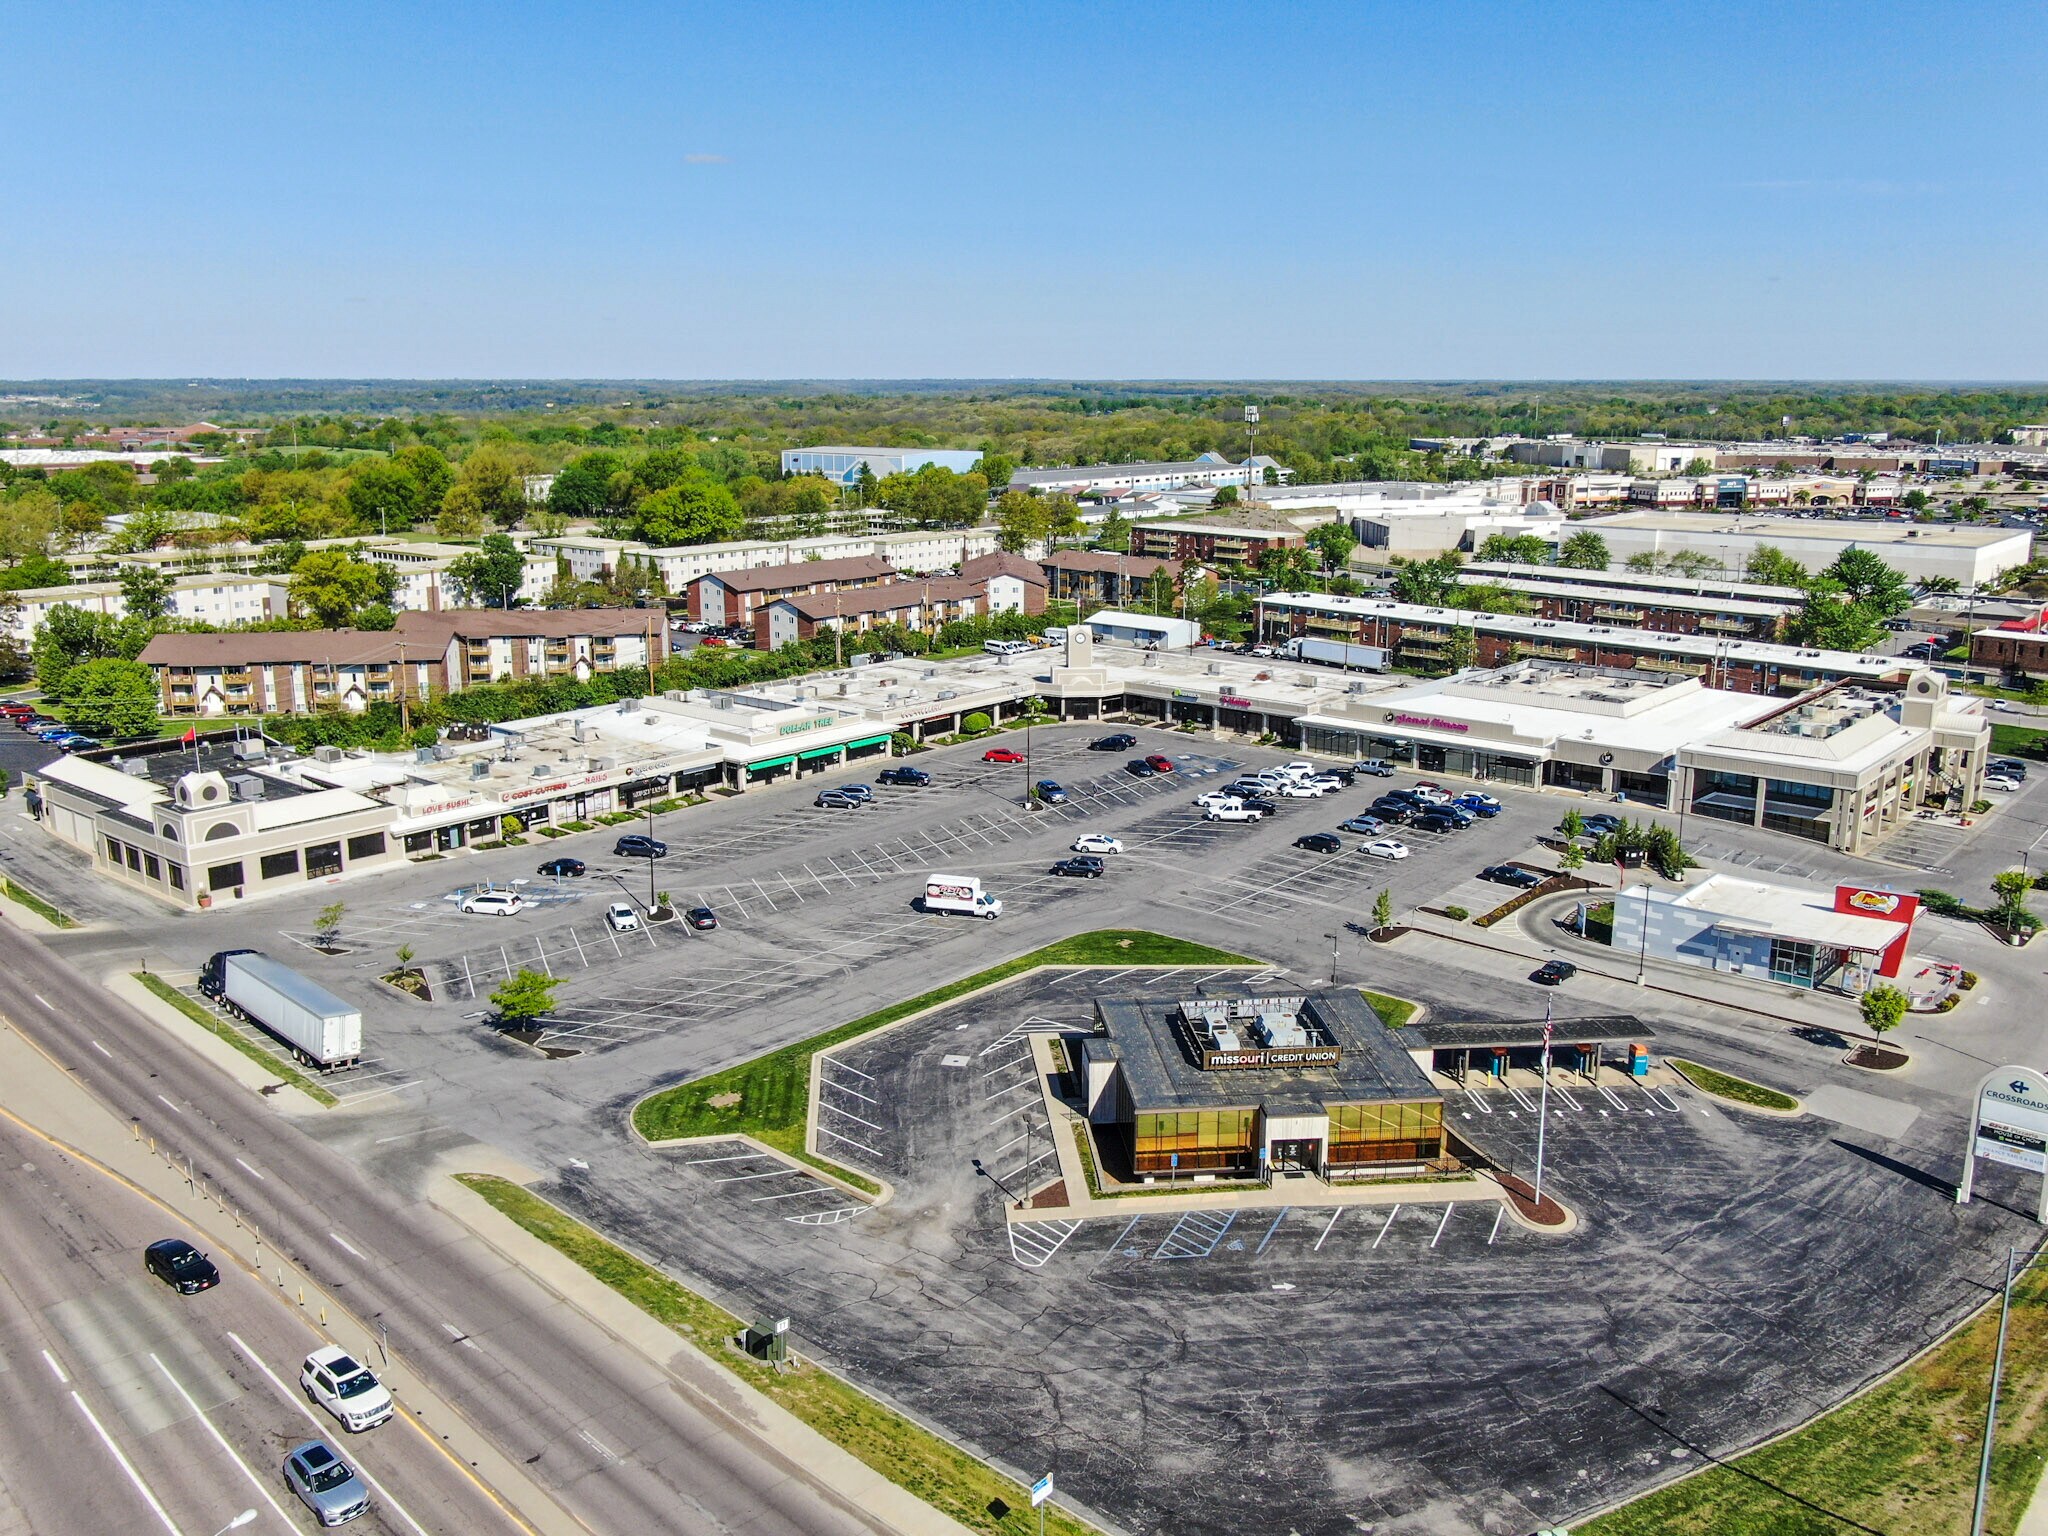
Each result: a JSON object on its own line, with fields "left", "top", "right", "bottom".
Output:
{"left": 1132, "top": 1107, "right": 1256, "bottom": 1173}
{"left": 1327, "top": 1100, "right": 1444, "bottom": 1164}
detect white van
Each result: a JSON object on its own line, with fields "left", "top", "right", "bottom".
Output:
{"left": 1041, "top": 626, "right": 1069, "bottom": 645}
{"left": 983, "top": 639, "right": 1033, "bottom": 658}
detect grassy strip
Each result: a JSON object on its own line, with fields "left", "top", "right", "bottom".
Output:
{"left": 1360, "top": 989, "right": 1418, "bottom": 1029}
{"left": 1667, "top": 1057, "right": 1799, "bottom": 1113}
{"left": 456, "top": 1174, "right": 1103, "bottom": 1536}
{"left": 1578, "top": 1258, "right": 2048, "bottom": 1536}
{"left": 1991, "top": 723, "right": 2048, "bottom": 759}
{"left": 133, "top": 974, "right": 339, "bottom": 1108}
{"left": 3, "top": 878, "right": 75, "bottom": 929}
{"left": 632, "top": 932, "right": 1253, "bottom": 1160}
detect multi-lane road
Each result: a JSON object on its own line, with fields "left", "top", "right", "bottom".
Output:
{"left": 0, "top": 921, "right": 888, "bottom": 1536}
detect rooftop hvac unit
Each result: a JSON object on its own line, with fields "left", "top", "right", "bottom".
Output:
{"left": 415, "top": 746, "right": 435, "bottom": 765}
{"left": 572, "top": 721, "right": 588, "bottom": 742}
{"left": 588, "top": 756, "right": 616, "bottom": 771}
{"left": 471, "top": 760, "right": 490, "bottom": 780}
{"left": 433, "top": 744, "right": 454, "bottom": 761}
{"left": 227, "top": 774, "right": 266, "bottom": 800}
{"left": 232, "top": 738, "right": 266, "bottom": 761}
{"left": 531, "top": 762, "right": 557, "bottom": 778}
{"left": 121, "top": 757, "right": 151, "bottom": 777}
{"left": 314, "top": 745, "right": 343, "bottom": 763}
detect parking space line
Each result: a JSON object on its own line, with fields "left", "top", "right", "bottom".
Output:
{"left": 823, "top": 1101, "right": 884, "bottom": 1132}
{"left": 1372, "top": 1205, "right": 1401, "bottom": 1248}
{"left": 715, "top": 1168, "right": 802, "bottom": 1183}
{"left": 1314, "top": 1209, "right": 1342, "bottom": 1250}
{"left": 822, "top": 1077, "right": 879, "bottom": 1107}
{"left": 681, "top": 1152, "right": 761, "bottom": 1166}
{"left": 1429, "top": 1205, "right": 1453, "bottom": 1247}
{"left": 984, "top": 1078, "right": 1035, "bottom": 1104}
{"left": 826, "top": 1057, "right": 875, "bottom": 1081}
{"left": 753, "top": 1186, "right": 833, "bottom": 1202}
{"left": 988, "top": 1100, "right": 1036, "bottom": 1126}
{"left": 818, "top": 1124, "right": 879, "bottom": 1156}
{"left": 1487, "top": 1206, "right": 1506, "bottom": 1244}
{"left": 752, "top": 879, "right": 779, "bottom": 911}
{"left": 980, "top": 1052, "right": 1030, "bottom": 1079}
{"left": 1255, "top": 1209, "right": 1288, "bottom": 1254}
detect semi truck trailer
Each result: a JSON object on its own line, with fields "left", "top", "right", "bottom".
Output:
{"left": 199, "top": 949, "right": 363, "bottom": 1069}
{"left": 1283, "top": 636, "right": 1388, "bottom": 670}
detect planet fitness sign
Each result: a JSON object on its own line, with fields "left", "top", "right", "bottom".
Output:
{"left": 1383, "top": 712, "right": 1469, "bottom": 733}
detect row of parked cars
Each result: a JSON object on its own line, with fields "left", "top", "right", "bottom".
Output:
{"left": 1986, "top": 756, "right": 2029, "bottom": 795}
{"left": 1, "top": 702, "right": 100, "bottom": 751}
{"left": 144, "top": 1236, "right": 387, "bottom": 1524}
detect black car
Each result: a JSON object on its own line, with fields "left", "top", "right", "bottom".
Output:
{"left": 1318, "top": 768, "right": 1357, "bottom": 787}
{"left": 1090, "top": 733, "right": 1137, "bottom": 752}
{"left": 1124, "top": 759, "right": 1157, "bottom": 777}
{"left": 1532, "top": 960, "right": 1578, "bottom": 986}
{"left": 1050, "top": 856, "right": 1106, "bottom": 878}
{"left": 878, "top": 766, "right": 931, "bottom": 786}
{"left": 614, "top": 834, "right": 669, "bottom": 858}
{"left": 685, "top": 906, "right": 719, "bottom": 930}
{"left": 145, "top": 1238, "right": 219, "bottom": 1295}
{"left": 1369, "top": 801, "right": 1417, "bottom": 823}
{"left": 537, "top": 857, "right": 586, "bottom": 878}
{"left": 1481, "top": 864, "right": 1544, "bottom": 888}
{"left": 1411, "top": 812, "right": 1462, "bottom": 833}
{"left": 1294, "top": 832, "right": 1343, "bottom": 854}
{"left": 1383, "top": 788, "right": 1428, "bottom": 806}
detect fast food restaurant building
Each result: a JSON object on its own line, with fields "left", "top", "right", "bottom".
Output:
{"left": 1611, "top": 875, "right": 1919, "bottom": 992}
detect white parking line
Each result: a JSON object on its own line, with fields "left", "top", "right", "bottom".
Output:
{"left": 823, "top": 1101, "right": 884, "bottom": 1132}
{"left": 1488, "top": 1206, "right": 1506, "bottom": 1245}
{"left": 234, "top": 1157, "right": 265, "bottom": 1180}
{"left": 1429, "top": 1205, "right": 1453, "bottom": 1247}
{"left": 714, "top": 1168, "right": 801, "bottom": 1183}
{"left": 41, "top": 1348, "right": 68, "bottom": 1383}
{"left": 330, "top": 1231, "right": 365, "bottom": 1259}
{"left": 1255, "top": 1209, "right": 1288, "bottom": 1254}
{"left": 1314, "top": 1209, "right": 1342, "bottom": 1251}
{"left": 1372, "top": 1205, "right": 1402, "bottom": 1248}
{"left": 817, "top": 1125, "right": 879, "bottom": 1156}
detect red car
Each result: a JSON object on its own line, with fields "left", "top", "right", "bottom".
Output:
{"left": 1144, "top": 754, "right": 1175, "bottom": 772}
{"left": 983, "top": 747, "right": 1025, "bottom": 763}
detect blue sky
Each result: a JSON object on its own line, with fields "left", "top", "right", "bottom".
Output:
{"left": 4, "top": 0, "right": 2042, "bottom": 379}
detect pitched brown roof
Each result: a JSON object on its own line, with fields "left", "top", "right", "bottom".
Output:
{"left": 959, "top": 551, "right": 1047, "bottom": 586}
{"left": 393, "top": 608, "right": 657, "bottom": 641}
{"left": 701, "top": 555, "right": 895, "bottom": 593}
{"left": 138, "top": 630, "right": 405, "bottom": 667}
{"left": 781, "top": 577, "right": 985, "bottom": 621}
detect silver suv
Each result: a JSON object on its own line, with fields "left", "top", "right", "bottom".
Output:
{"left": 284, "top": 1438, "right": 370, "bottom": 1526}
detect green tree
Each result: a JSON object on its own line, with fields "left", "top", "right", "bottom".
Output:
{"left": 1665, "top": 550, "right": 1724, "bottom": 578}
{"left": 109, "top": 507, "right": 176, "bottom": 553}
{"left": 1556, "top": 531, "right": 1610, "bottom": 571}
{"left": 0, "top": 553, "right": 72, "bottom": 591}
{"left": 393, "top": 445, "right": 455, "bottom": 514}
{"left": 1558, "top": 841, "right": 1586, "bottom": 873}
{"left": 1919, "top": 575, "right": 1961, "bottom": 596}
{"left": 32, "top": 605, "right": 130, "bottom": 695}
{"left": 291, "top": 548, "right": 396, "bottom": 626}
{"left": 119, "top": 565, "right": 175, "bottom": 621}
{"left": 342, "top": 457, "right": 425, "bottom": 532}
{"left": 1211, "top": 485, "right": 1240, "bottom": 507}
{"left": 447, "top": 534, "right": 529, "bottom": 608}
{"left": 1306, "top": 520, "right": 1358, "bottom": 571}
{"left": 975, "top": 452, "right": 1016, "bottom": 491}
{"left": 1390, "top": 553, "right": 1463, "bottom": 606}
{"left": 1371, "top": 887, "right": 1393, "bottom": 931}
{"left": 1454, "top": 582, "right": 1530, "bottom": 615}
{"left": 1821, "top": 548, "right": 1912, "bottom": 618}
{"left": 1743, "top": 545, "right": 1809, "bottom": 589}
{"left": 1859, "top": 983, "right": 1908, "bottom": 1043}
{"left": 314, "top": 901, "right": 347, "bottom": 948}
{"left": 57, "top": 657, "right": 159, "bottom": 738}
{"left": 1475, "top": 533, "right": 1550, "bottom": 565}
{"left": 1443, "top": 624, "right": 1478, "bottom": 672}
{"left": 547, "top": 451, "right": 630, "bottom": 519}
{"left": 993, "top": 490, "right": 1051, "bottom": 553}
{"left": 490, "top": 967, "right": 559, "bottom": 1024}
{"left": 1560, "top": 808, "right": 1586, "bottom": 842}
{"left": 1095, "top": 507, "right": 1131, "bottom": 553}
{"left": 874, "top": 465, "right": 986, "bottom": 527}
{"left": 1624, "top": 551, "right": 1665, "bottom": 574}
{"left": 436, "top": 484, "right": 487, "bottom": 540}
{"left": 633, "top": 473, "right": 744, "bottom": 546}
{"left": 450, "top": 443, "right": 537, "bottom": 529}
{"left": 1682, "top": 457, "right": 1714, "bottom": 476}
{"left": 1901, "top": 489, "right": 1930, "bottom": 512}
{"left": 1991, "top": 869, "right": 2036, "bottom": 939}
{"left": 1043, "top": 494, "right": 1084, "bottom": 552}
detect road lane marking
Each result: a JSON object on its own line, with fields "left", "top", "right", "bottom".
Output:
{"left": 439, "top": 1322, "right": 480, "bottom": 1350}
{"left": 578, "top": 1428, "right": 619, "bottom": 1463}
{"left": 234, "top": 1157, "right": 265, "bottom": 1181}
{"left": 227, "top": 1333, "right": 433, "bottom": 1536}
{"left": 70, "top": 1390, "right": 184, "bottom": 1536}
{"left": 155, "top": 1094, "right": 182, "bottom": 1114}
{"left": 34, "top": 994, "right": 51, "bottom": 1010}
{"left": 329, "top": 1232, "right": 365, "bottom": 1259}
{"left": 40, "top": 1348, "right": 67, "bottom": 1383}
{"left": 89, "top": 1039, "right": 112, "bottom": 1058}
{"left": 150, "top": 1352, "right": 297, "bottom": 1531}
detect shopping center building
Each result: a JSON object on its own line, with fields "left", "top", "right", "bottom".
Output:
{"left": 1077, "top": 988, "right": 1450, "bottom": 1182}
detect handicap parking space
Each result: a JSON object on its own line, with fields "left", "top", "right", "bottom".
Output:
{"left": 663, "top": 1141, "right": 871, "bottom": 1228}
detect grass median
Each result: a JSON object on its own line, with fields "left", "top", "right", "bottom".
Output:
{"left": 1667, "top": 1057, "right": 1799, "bottom": 1113}
{"left": 1361, "top": 989, "right": 1417, "bottom": 1028}
{"left": 1579, "top": 1258, "right": 2048, "bottom": 1536}
{"left": 4, "top": 878, "right": 75, "bottom": 928}
{"left": 631, "top": 930, "right": 1253, "bottom": 1189}
{"left": 457, "top": 1173, "right": 1104, "bottom": 1535}
{"left": 133, "top": 973, "right": 339, "bottom": 1108}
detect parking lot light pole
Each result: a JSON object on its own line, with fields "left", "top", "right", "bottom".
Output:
{"left": 971, "top": 1157, "right": 1023, "bottom": 1208}
{"left": 1532, "top": 1004, "right": 1553, "bottom": 1212}
{"left": 644, "top": 808, "right": 658, "bottom": 911}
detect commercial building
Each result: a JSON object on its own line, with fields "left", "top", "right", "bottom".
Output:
{"left": 754, "top": 577, "right": 989, "bottom": 648}
{"left": 1006, "top": 454, "right": 1290, "bottom": 499}
{"left": 1082, "top": 610, "right": 1201, "bottom": 649}
{"left": 1077, "top": 988, "right": 1449, "bottom": 1182}
{"left": 1508, "top": 440, "right": 1718, "bottom": 474}
{"left": 528, "top": 525, "right": 1004, "bottom": 591}
{"left": 686, "top": 554, "right": 896, "bottom": 627}
{"left": 779, "top": 446, "right": 984, "bottom": 483}
{"left": 1127, "top": 513, "right": 1305, "bottom": 565}
{"left": 139, "top": 609, "right": 668, "bottom": 717}
{"left": 6, "top": 574, "right": 290, "bottom": 644}
{"left": 364, "top": 541, "right": 555, "bottom": 611}
{"left": 1969, "top": 607, "right": 2048, "bottom": 677}
{"left": 1577, "top": 512, "right": 2033, "bottom": 587}
{"left": 1255, "top": 590, "right": 1909, "bottom": 694}
{"left": 1452, "top": 567, "right": 1800, "bottom": 641}
{"left": 1287, "top": 662, "right": 1985, "bottom": 848}
{"left": 1038, "top": 550, "right": 1183, "bottom": 608}
{"left": 1612, "top": 877, "right": 1919, "bottom": 992}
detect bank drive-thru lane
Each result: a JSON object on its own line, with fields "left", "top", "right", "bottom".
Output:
{"left": 0, "top": 1110, "right": 513, "bottom": 1536}
{"left": 0, "top": 920, "right": 893, "bottom": 1536}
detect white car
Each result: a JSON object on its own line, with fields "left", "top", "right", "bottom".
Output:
{"left": 460, "top": 890, "right": 525, "bottom": 916}
{"left": 1275, "top": 782, "right": 1327, "bottom": 799}
{"left": 605, "top": 901, "right": 642, "bottom": 932}
{"left": 1361, "top": 838, "right": 1411, "bottom": 860}
{"left": 1193, "top": 792, "right": 1241, "bottom": 811}
{"left": 1072, "top": 833, "right": 1125, "bottom": 854}
{"left": 1990, "top": 700, "right": 2021, "bottom": 713}
{"left": 300, "top": 1346, "right": 394, "bottom": 1433}
{"left": 1984, "top": 775, "right": 2022, "bottom": 793}
{"left": 1409, "top": 787, "right": 1452, "bottom": 805}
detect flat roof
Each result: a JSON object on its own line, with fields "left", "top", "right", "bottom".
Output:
{"left": 1650, "top": 874, "right": 1910, "bottom": 953}
{"left": 1463, "top": 561, "right": 1807, "bottom": 604}
{"left": 1584, "top": 513, "right": 2028, "bottom": 549}
{"left": 1095, "top": 988, "right": 1439, "bottom": 1112}
{"left": 1406, "top": 1015, "right": 1655, "bottom": 1051}
{"left": 1452, "top": 572, "right": 1795, "bottom": 619}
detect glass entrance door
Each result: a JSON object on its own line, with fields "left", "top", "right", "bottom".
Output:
{"left": 1270, "top": 1138, "right": 1323, "bottom": 1173}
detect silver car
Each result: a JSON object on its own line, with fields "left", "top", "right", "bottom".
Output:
{"left": 284, "top": 1438, "right": 370, "bottom": 1526}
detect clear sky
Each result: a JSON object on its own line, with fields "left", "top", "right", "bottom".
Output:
{"left": 4, "top": 0, "right": 2042, "bottom": 380}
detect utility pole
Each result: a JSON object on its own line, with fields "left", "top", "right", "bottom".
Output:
{"left": 1532, "top": 1002, "right": 1553, "bottom": 1210}
{"left": 1971, "top": 1246, "right": 2020, "bottom": 1536}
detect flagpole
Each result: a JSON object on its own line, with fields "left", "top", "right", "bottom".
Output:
{"left": 1532, "top": 999, "right": 1553, "bottom": 1211}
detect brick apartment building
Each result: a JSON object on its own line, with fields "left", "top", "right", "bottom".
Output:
{"left": 753, "top": 578, "right": 989, "bottom": 649}
{"left": 958, "top": 551, "right": 1048, "bottom": 614}
{"left": 1038, "top": 550, "right": 1184, "bottom": 608}
{"left": 687, "top": 554, "right": 895, "bottom": 627}
{"left": 1127, "top": 514, "right": 1305, "bottom": 566}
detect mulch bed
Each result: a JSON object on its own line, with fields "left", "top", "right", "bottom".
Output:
{"left": 1846, "top": 1044, "right": 1910, "bottom": 1071}
{"left": 1027, "top": 1180, "right": 1070, "bottom": 1210}
{"left": 1495, "top": 1171, "right": 1568, "bottom": 1226}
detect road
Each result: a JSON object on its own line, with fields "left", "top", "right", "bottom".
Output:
{"left": 0, "top": 1112, "right": 514, "bottom": 1536}
{"left": 0, "top": 923, "right": 887, "bottom": 1536}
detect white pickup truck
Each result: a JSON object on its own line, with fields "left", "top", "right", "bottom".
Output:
{"left": 1204, "top": 803, "right": 1266, "bottom": 822}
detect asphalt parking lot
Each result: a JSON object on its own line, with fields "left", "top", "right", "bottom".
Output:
{"left": 554, "top": 965, "right": 2042, "bottom": 1536}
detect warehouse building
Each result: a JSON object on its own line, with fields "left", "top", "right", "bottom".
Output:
{"left": 1077, "top": 988, "right": 1449, "bottom": 1182}
{"left": 1007, "top": 454, "right": 1290, "bottom": 499}
{"left": 1577, "top": 513, "right": 2032, "bottom": 588}
{"left": 779, "top": 446, "right": 984, "bottom": 482}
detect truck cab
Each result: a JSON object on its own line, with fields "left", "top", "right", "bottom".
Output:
{"left": 199, "top": 949, "right": 260, "bottom": 998}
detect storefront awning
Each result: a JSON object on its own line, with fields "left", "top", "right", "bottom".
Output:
{"left": 845, "top": 733, "right": 893, "bottom": 751}
{"left": 798, "top": 744, "right": 844, "bottom": 761}
{"left": 747, "top": 754, "right": 797, "bottom": 774}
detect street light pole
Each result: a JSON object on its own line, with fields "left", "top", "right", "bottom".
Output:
{"left": 644, "top": 807, "right": 658, "bottom": 912}
{"left": 1971, "top": 1246, "right": 2021, "bottom": 1536}
{"left": 1532, "top": 1002, "right": 1553, "bottom": 1212}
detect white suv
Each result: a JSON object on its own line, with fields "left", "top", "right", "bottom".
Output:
{"left": 460, "top": 890, "right": 525, "bottom": 916}
{"left": 606, "top": 901, "right": 642, "bottom": 932}
{"left": 300, "top": 1347, "right": 394, "bottom": 1433}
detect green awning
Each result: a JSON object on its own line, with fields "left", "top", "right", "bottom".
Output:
{"left": 798, "top": 744, "right": 844, "bottom": 761}
{"left": 845, "top": 734, "right": 893, "bottom": 751}
{"left": 747, "top": 755, "right": 797, "bottom": 774}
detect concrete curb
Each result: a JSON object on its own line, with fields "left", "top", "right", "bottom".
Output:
{"left": 642, "top": 1129, "right": 892, "bottom": 1203}
{"left": 105, "top": 969, "right": 332, "bottom": 1117}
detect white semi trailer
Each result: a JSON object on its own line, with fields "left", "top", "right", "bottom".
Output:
{"left": 199, "top": 949, "right": 363, "bottom": 1069}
